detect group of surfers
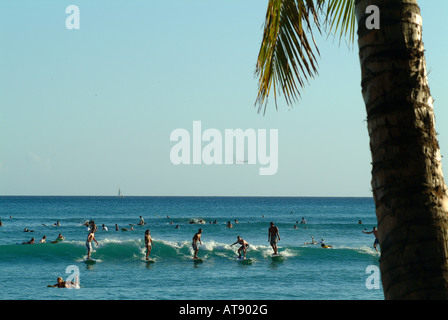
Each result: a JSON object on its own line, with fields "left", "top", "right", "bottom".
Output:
{"left": 20, "top": 217, "right": 380, "bottom": 263}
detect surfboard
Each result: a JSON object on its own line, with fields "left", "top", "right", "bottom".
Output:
{"left": 145, "top": 259, "right": 155, "bottom": 264}
{"left": 271, "top": 254, "right": 284, "bottom": 262}
{"left": 84, "top": 259, "right": 96, "bottom": 264}
{"left": 237, "top": 257, "right": 252, "bottom": 265}
{"left": 193, "top": 258, "right": 204, "bottom": 263}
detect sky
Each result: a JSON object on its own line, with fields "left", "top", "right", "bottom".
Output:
{"left": 0, "top": 0, "right": 447, "bottom": 197}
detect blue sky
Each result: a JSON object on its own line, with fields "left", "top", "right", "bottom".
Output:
{"left": 0, "top": 0, "right": 447, "bottom": 196}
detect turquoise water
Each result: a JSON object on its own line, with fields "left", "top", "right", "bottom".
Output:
{"left": 0, "top": 196, "right": 383, "bottom": 300}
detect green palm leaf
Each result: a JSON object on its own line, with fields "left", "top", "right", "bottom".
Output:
{"left": 255, "top": 0, "right": 356, "bottom": 113}
{"left": 325, "top": 0, "right": 356, "bottom": 44}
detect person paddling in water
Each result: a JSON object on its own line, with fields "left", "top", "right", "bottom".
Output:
{"left": 230, "top": 236, "right": 249, "bottom": 259}
{"left": 86, "top": 229, "right": 99, "bottom": 260}
{"left": 48, "top": 277, "right": 76, "bottom": 288}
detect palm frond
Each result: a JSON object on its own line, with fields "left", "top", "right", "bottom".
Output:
{"left": 325, "top": 0, "right": 356, "bottom": 44}
{"left": 255, "top": 0, "right": 323, "bottom": 114}
{"left": 254, "top": 0, "right": 356, "bottom": 114}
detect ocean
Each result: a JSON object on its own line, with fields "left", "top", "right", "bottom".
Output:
{"left": 0, "top": 196, "right": 383, "bottom": 301}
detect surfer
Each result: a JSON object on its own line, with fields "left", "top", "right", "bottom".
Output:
{"left": 268, "top": 222, "right": 281, "bottom": 255}
{"left": 22, "top": 238, "right": 35, "bottom": 244}
{"left": 39, "top": 235, "right": 47, "bottom": 243}
{"left": 304, "top": 236, "right": 318, "bottom": 245}
{"left": 144, "top": 230, "right": 154, "bottom": 260}
{"left": 89, "top": 220, "right": 98, "bottom": 232}
{"left": 48, "top": 277, "right": 76, "bottom": 288}
{"left": 230, "top": 236, "right": 249, "bottom": 259}
{"left": 226, "top": 221, "right": 233, "bottom": 229}
{"left": 138, "top": 216, "right": 146, "bottom": 225}
{"left": 56, "top": 233, "right": 65, "bottom": 241}
{"left": 192, "top": 229, "right": 203, "bottom": 259}
{"left": 363, "top": 227, "right": 379, "bottom": 252}
{"left": 86, "top": 230, "right": 99, "bottom": 260}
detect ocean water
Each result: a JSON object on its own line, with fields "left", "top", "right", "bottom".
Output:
{"left": 0, "top": 196, "right": 383, "bottom": 300}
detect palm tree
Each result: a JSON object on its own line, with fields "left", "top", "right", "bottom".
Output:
{"left": 255, "top": 0, "right": 448, "bottom": 299}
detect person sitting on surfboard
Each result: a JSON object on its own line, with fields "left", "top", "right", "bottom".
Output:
{"left": 56, "top": 233, "right": 65, "bottom": 241}
{"left": 144, "top": 230, "right": 154, "bottom": 260}
{"left": 230, "top": 236, "right": 249, "bottom": 259}
{"left": 318, "top": 239, "right": 332, "bottom": 248}
{"left": 192, "top": 229, "right": 203, "bottom": 259}
{"left": 304, "top": 236, "right": 318, "bottom": 245}
{"left": 86, "top": 230, "right": 99, "bottom": 260}
{"left": 138, "top": 216, "right": 146, "bottom": 225}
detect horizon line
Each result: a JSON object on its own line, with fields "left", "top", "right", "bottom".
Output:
{"left": 0, "top": 194, "right": 373, "bottom": 198}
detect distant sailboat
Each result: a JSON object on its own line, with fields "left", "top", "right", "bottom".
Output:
{"left": 118, "top": 188, "right": 124, "bottom": 198}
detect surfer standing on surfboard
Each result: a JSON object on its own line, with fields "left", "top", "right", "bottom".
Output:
{"left": 192, "top": 229, "right": 203, "bottom": 259}
{"left": 86, "top": 229, "right": 99, "bottom": 260}
{"left": 268, "top": 222, "right": 281, "bottom": 255}
{"left": 230, "top": 236, "right": 249, "bottom": 259}
{"left": 144, "top": 230, "right": 154, "bottom": 260}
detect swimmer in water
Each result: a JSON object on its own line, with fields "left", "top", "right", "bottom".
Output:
{"left": 48, "top": 277, "right": 76, "bottom": 288}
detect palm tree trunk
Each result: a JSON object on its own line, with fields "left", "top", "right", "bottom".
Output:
{"left": 355, "top": 0, "right": 448, "bottom": 299}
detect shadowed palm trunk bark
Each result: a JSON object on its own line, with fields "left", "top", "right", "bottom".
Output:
{"left": 356, "top": 0, "right": 448, "bottom": 299}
